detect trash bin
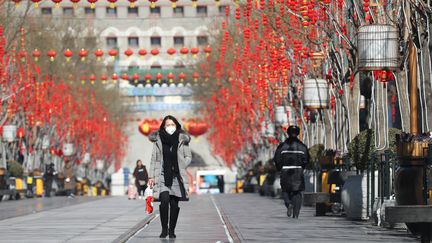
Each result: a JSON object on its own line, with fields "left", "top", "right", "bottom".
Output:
{"left": 35, "top": 176, "right": 44, "bottom": 197}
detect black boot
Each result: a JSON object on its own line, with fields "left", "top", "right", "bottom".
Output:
{"left": 169, "top": 207, "right": 180, "bottom": 238}
{"left": 159, "top": 205, "right": 169, "bottom": 238}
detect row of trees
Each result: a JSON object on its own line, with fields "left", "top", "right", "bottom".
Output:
{"left": 194, "top": 0, "right": 432, "bottom": 168}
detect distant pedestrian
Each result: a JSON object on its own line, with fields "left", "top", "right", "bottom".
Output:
{"left": 44, "top": 163, "right": 56, "bottom": 197}
{"left": 133, "top": 160, "right": 148, "bottom": 200}
{"left": 148, "top": 115, "right": 192, "bottom": 239}
{"left": 273, "top": 125, "right": 309, "bottom": 218}
{"left": 63, "top": 161, "right": 75, "bottom": 198}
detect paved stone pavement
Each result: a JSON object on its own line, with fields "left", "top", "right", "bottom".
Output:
{"left": 0, "top": 196, "right": 151, "bottom": 243}
{"left": 0, "top": 196, "right": 99, "bottom": 221}
{"left": 215, "top": 194, "right": 416, "bottom": 243}
{"left": 127, "top": 194, "right": 231, "bottom": 243}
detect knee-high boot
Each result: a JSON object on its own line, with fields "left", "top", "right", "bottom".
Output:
{"left": 159, "top": 204, "right": 169, "bottom": 238}
{"left": 169, "top": 207, "right": 180, "bottom": 238}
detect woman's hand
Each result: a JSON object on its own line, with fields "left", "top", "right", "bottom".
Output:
{"left": 148, "top": 178, "right": 154, "bottom": 188}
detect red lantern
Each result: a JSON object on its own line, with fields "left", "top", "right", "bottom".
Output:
{"left": 121, "top": 73, "right": 129, "bottom": 80}
{"left": 132, "top": 73, "right": 140, "bottom": 83}
{"left": 78, "top": 48, "right": 88, "bottom": 61}
{"left": 192, "top": 72, "right": 200, "bottom": 82}
{"left": 190, "top": 47, "right": 199, "bottom": 58}
{"left": 145, "top": 73, "right": 152, "bottom": 82}
{"left": 101, "top": 74, "right": 108, "bottom": 84}
{"left": 204, "top": 46, "right": 212, "bottom": 57}
{"left": 167, "top": 48, "right": 176, "bottom": 55}
{"left": 87, "top": 0, "right": 97, "bottom": 8}
{"left": 89, "top": 74, "right": 97, "bottom": 85}
{"left": 107, "top": 0, "right": 117, "bottom": 8}
{"left": 167, "top": 73, "right": 175, "bottom": 83}
{"left": 180, "top": 47, "right": 189, "bottom": 56}
{"left": 19, "top": 50, "right": 26, "bottom": 62}
{"left": 32, "top": 49, "right": 41, "bottom": 61}
{"left": 17, "top": 127, "right": 25, "bottom": 138}
{"left": 63, "top": 49, "right": 73, "bottom": 62}
{"left": 149, "top": 0, "right": 157, "bottom": 8}
{"left": 185, "top": 119, "right": 208, "bottom": 137}
{"left": 128, "top": 0, "right": 137, "bottom": 8}
{"left": 47, "top": 50, "right": 57, "bottom": 62}
{"left": 70, "top": 0, "right": 80, "bottom": 8}
{"left": 124, "top": 48, "right": 134, "bottom": 58}
{"left": 94, "top": 49, "right": 104, "bottom": 61}
{"left": 52, "top": 0, "right": 62, "bottom": 8}
{"left": 111, "top": 73, "right": 119, "bottom": 82}
{"left": 138, "top": 49, "right": 147, "bottom": 58}
{"left": 178, "top": 72, "right": 186, "bottom": 82}
{"left": 156, "top": 73, "right": 163, "bottom": 82}
{"left": 108, "top": 49, "right": 118, "bottom": 60}
{"left": 151, "top": 49, "right": 159, "bottom": 56}
{"left": 170, "top": 0, "right": 178, "bottom": 8}
{"left": 31, "top": 0, "right": 42, "bottom": 8}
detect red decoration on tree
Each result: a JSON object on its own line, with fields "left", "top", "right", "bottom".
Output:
{"left": 47, "top": 50, "right": 57, "bottom": 62}
{"left": 78, "top": 48, "right": 88, "bottom": 61}
{"left": 94, "top": 49, "right": 104, "bottom": 61}
{"left": 63, "top": 49, "right": 73, "bottom": 62}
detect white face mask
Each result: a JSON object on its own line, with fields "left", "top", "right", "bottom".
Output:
{"left": 165, "top": 126, "right": 176, "bottom": 135}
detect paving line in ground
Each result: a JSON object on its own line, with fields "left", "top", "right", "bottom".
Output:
{"left": 114, "top": 213, "right": 156, "bottom": 243}
{"left": 210, "top": 195, "right": 239, "bottom": 243}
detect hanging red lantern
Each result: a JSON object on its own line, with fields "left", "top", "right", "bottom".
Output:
{"left": 128, "top": 0, "right": 137, "bottom": 8}
{"left": 180, "top": 47, "right": 189, "bottom": 56}
{"left": 108, "top": 49, "right": 118, "bottom": 60}
{"left": 151, "top": 49, "right": 159, "bottom": 56}
{"left": 94, "top": 49, "right": 104, "bottom": 61}
{"left": 17, "top": 127, "right": 25, "bottom": 138}
{"left": 167, "top": 48, "right": 176, "bottom": 55}
{"left": 31, "top": 0, "right": 42, "bottom": 8}
{"left": 32, "top": 49, "right": 41, "bottom": 61}
{"left": 78, "top": 48, "right": 88, "bottom": 61}
{"left": 63, "top": 49, "right": 73, "bottom": 62}
{"left": 132, "top": 73, "right": 140, "bottom": 83}
{"left": 87, "top": 0, "right": 97, "bottom": 9}
{"left": 192, "top": 72, "right": 200, "bottom": 82}
{"left": 121, "top": 73, "right": 129, "bottom": 81}
{"left": 19, "top": 50, "right": 26, "bottom": 62}
{"left": 47, "top": 50, "right": 57, "bottom": 62}
{"left": 107, "top": 0, "right": 117, "bottom": 8}
{"left": 204, "top": 46, "right": 212, "bottom": 57}
{"left": 111, "top": 73, "right": 118, "bottom": 82}
{"left": 101, "top": 74, "right": 108, "bottom": 84}
{"left": 138, "top": 49, "right": 147, "bottom": 58}
{"left": 52, "top": 0, "right": 62, "bottom": 8}
{"left": 235, "top": 7, "right": 241, "bottom": 20}
{"left": 124, "top": 48, "right": 134, "bottom": 58}
{"left": 89, "top": 74, "right": 97, "bottom": 85}
{"left": 156, "top": 73, "right": 163, "bottom": 82}
{"left": 145, "top": 73, "right": 152, "bottom": 82}
{"left": 170, "top": 0, "right": 178, "bottom": 8}
{"left": 178, "top": 72, "right": 186, "bottom": 82}
{"left": 190, "top": 47, "right": 199, "bottom": 58}
{"left": 70, "top": 0, "right": 80, "bottom": 8}
{"left": 167, "top": 72, "right": 175, "bottom": 83}
{"left": 149, "top": 0, "right": 157, "bottom": 8}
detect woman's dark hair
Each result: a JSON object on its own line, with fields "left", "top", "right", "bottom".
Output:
{"left": 159, "top": 115, "right": 182, "bottom": 132}
{"left": 136, "top": 160, "right": 142, "bottom": 167}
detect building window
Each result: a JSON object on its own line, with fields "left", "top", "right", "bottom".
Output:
{"left": 63, "top": 7, "right": 74, "bottom": 16}
{"left": 106, "top": 7, "right": 117, "bottom": 17}
{"left": 151, "top": 65, "right": 162, "bottom": 69}
{"left": 173, "top": 36, "right": 184, "bottom": 46}
{"left": 41, "top": 7, "right": 52, "bottom": 15}
{"left": 218, "top": 5, "right": 228, "bottom": 15}
{"left": 173, "top": 6, "right": 184, "bottom": 17}
{"left": 128, "top": 65, "right": 139, "bottom": 72}
{"left": 196, "top": 6, "right": 207, "bottom": 17}
{"left": 128, "top": 7, "right": 139, "bottom": 15}
{"left": 84, "top": 7, "right": 95, "bottom": 16}
{"left": 128, "top": 37, "right": 139, "bottom": 47}
{"left": 106, "top": 37, "right": 118, "bottom": 48}
{"left": 197, "top": 36, "right": 208, "bottom": 46}
{"left": 150, "top": 7, "right": 161, "bottom": 17}
{"left": 150, "top": 37, "right": 162, "bottom": 48}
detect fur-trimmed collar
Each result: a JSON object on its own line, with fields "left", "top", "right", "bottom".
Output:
{"left": 148, "top": 131, "right": 191, "bottom": 144}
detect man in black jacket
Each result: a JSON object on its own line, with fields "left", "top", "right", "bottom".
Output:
{"left": 273, "top": 126, "right": 309, "bottom": 218}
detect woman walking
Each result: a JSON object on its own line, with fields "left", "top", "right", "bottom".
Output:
{"left": 133, "top": 160, "right": 148, "bottom": 200}
{"left": 148, "top": 115, "right": 191, "bottom": 239}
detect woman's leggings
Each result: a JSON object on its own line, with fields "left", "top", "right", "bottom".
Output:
{"left": 136, "top": 184, "right": 147, "bottom": 196}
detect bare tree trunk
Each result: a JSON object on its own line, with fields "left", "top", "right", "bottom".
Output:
{"left": 345, "top": 74, "right": 361, "bottom": 142}
{"left": 324, "top": 110, "right": 334, "bottom": 149}
{"left": 374, "top": 82, "right": 388, "bottom": 151}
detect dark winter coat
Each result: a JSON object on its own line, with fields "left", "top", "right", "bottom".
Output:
{"left": 148, "top": 131, "right": 192, "bottom": 201}
{"left": 273, "top": 138, "right": 309, "bottom": 192}
{"left": 133, "top": 166, "right": 148, "bottom": 185}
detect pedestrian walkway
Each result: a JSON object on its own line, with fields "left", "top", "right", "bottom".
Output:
{"left": 0, "top": 197, "right": 151, "bottom": 243}
{"left": 128, "top": 194, "right": 230, "bottom": 243}
{"left": 216, "top": 194, "right": 415, "bottom": 243}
